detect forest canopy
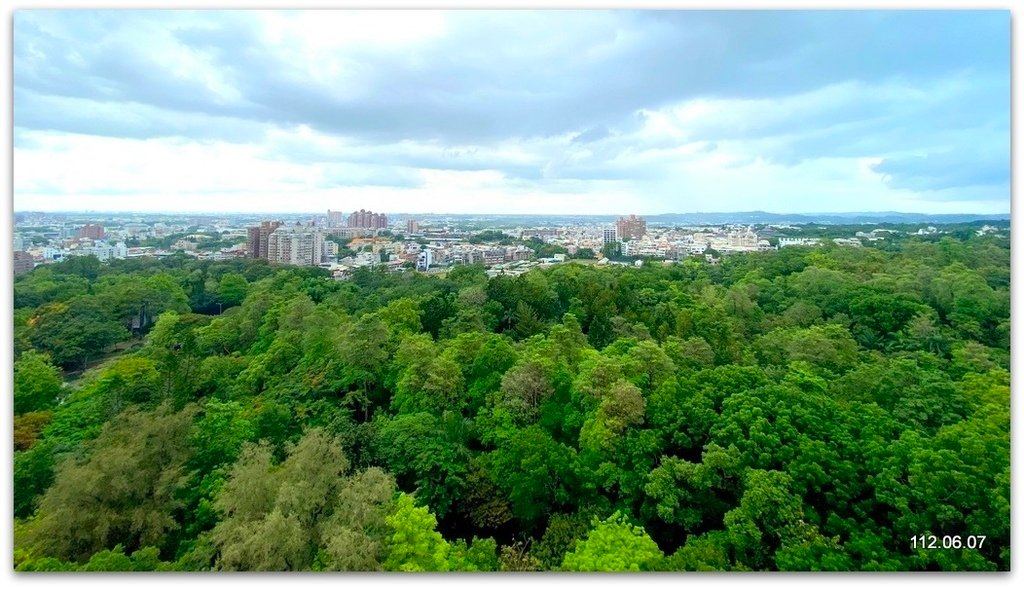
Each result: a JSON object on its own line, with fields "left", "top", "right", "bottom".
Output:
{"left": 11, "top": 229, "right": 1011, "bottom": 571}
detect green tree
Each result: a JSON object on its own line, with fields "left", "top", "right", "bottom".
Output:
{"left": 211, "top": 429, "right": 351, "bottom": 571}
{"left": 317, "top": 467, "right": 397, "bottom": 571}
{"left": 560, "top": 512, "right": 664, "bottom": 571}
{"left": 13, "top": 351, "right": 63, "bottom": 414}
{"left": 499, "top": 360, "right": 554, "bottom": 424}
{"left": 482, "top": 425, "right": 576, "bottom": 525}
{"left": 29, "top": 297, "right": 129, "bottom": 369}
{"left": 216, "top": 273, "right": 249, "bottom": 308}
{"left": 376, "top": 413, "right": 469, "bottom": 519}
{"left": 383, "top": 493, "right": 450, "bottom": 572}
{"left": 21, "top": 403, "right": 196, "bottom": 562}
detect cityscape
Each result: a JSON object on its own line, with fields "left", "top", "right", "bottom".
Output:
{"left": 9, "top": 8, "right": 1012, "bottom": 576}
{"left": 14, "top": 209, "right": 1008, "bottom": 280}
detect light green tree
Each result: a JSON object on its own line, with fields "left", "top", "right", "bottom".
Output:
{"left": 383, "top": 493, "right": 450, "bottom": 572}
{"left": 560, "top": 511, "right": 664, "bottom": 571}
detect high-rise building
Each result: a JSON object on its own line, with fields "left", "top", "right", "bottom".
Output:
{"left": 407, "top": 219, "right": 419, "bottom": 234}
{"left": 246, "top": 227, "right": 259, "bottom": 257}
{"left": 247, "top": 220, "right": 282, "bottom": 259}
{"left": 327, "top": 209, "right": 345, "bottom": 228}
{"left": 77, "top": 224, "right": 105, "bottom": 240}
{"left": 13, "top": 251, "right": 35, "bottom": 274}
{"left": 348, "top": 209, "right": 388, "bottom": 229}
{"left": 616, "top": 215, "right": 646, "bottom": 240}
{"left": 603, "top": 227, "right": 618, "bottom": 245}
{"left": 13, "top": 233, "right": 25, "bottom": 252}
{"left": 266, "top": 224, "right": 327, "bottom": 266}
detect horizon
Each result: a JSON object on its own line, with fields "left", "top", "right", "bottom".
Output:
{"left": 13, "top": 208, "right": 1012, "bottom": 220}
{"left": 14, "top": 10, "right": 1010, "bottom": 216}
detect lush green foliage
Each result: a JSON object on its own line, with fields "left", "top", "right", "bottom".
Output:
{"left": 11, "top": 229, "right": 1011, "bottom": 571}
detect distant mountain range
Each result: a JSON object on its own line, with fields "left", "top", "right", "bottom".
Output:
{"left": 644, "top": 211, "right": 1011, "bottom": 225}
{"left": 395, "top": 211, "right": 1010, "bottom": 227}
{"left": 15, "top": 210, "right": 1010, "bottom": 227}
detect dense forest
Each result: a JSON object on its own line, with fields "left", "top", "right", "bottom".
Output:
{"left": 11, "top": 228, "right": 1010, "bottom": 571}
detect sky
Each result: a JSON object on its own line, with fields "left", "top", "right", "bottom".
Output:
{"left": 12, "top": 9, "right": 1011, "bottom": 215}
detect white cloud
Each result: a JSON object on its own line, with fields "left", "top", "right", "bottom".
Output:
{"left": 12, "top": 10, "right": 1010, "bottom": 214}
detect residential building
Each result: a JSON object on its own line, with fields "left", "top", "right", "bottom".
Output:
{"left": 247, "top": 220, "right": 282, "bottom": 259}
{"left": 417, "top": 249, "right": 433, "bottom": 271}
{"left": 266, "top": 224, "right": 326, "bottom": 266}
{"left": 348, "top": 209, "right": 388, "bottom": 229}
{"left": 521, "top": 228, "right": 559, "bottom": 241}
{"left": 13, "top": 251, "right": 35, "bottom": 274}
{"left": 325, "top": 240, "right": 339, "bottom": 259}
{"left": 77, "top": 224, "right": 105, "bottom": 240}
{"left": 603, "top": 227, "right": 618, "bottom": 245}
{"left": 504, "top": 246, "right": 532, "bottom": 262}
{"left": 407, "top": 219, "right": 420, "bottom": 234}
{"left": 76, "top": 241, "right": 128, "bottom": 261}
{"left": 616, "top": 215, "right": 647, "bottom": 240}
{"left": 327, "top": 209, "right": 345, "bottom": 228}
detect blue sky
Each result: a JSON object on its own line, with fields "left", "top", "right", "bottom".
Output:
{"left": 13, "top": 9, "right": 1010, "bottom": 214}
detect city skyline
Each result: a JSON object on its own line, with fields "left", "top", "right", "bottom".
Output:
{"left": 14, "top": 10, "right": 1010, "bottom": 215}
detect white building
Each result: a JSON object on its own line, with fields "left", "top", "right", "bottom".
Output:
{"left": 778, "top": 237, "right": 821, "bottom": 248}
{"left": 688, "top": 243, "right": 708, "bottom": 254}
{"left": 417, "top": 249, "right": 433, "bottom": 271}
{"left": 267, "top": 225, "right": 327, "bottom": 266}
{"left": 327, "top": 209, "right": 345, "bottom": 228}
{"left": 603, "top": 228, "right": 618, "bottom": 245}
{"left": 325, "top": 240, "right": 339, "bottom": 259}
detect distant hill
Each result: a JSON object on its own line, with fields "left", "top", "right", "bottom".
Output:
{"left": 395, "top": 211, "right": 1010, "bottom": 227}
{"left": 645, "top": 211, "right": 1011, "bottom": 226}
{"left": 15, "top": 210, "right": 1010, "bottom": 228}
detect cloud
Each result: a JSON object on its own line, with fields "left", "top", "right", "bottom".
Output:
{"left": 572, "top": 126, "right": 612, "bottom": 144}
{"left": 871, "top": 148, "right": 1009, "bottom": 194}
{"left": 12, "top": 9, "right": 1011, "bottom": 214}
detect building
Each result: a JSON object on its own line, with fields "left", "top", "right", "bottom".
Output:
{"left": 688, "top": 243, "right": 708, "bottom": 254}
{"left": 266, "top": 224, "right": 326, "bottom": 266}
{"left": 603, "top": 228, "right": 618, "bottom": 245}
{"left": 247, "top": 221, "right": 282, "bottom": 259}
{"left": 77, "top": 224, "right": 105, "bottom": 240}
{"left": 482, "top": 247, "right": 506, "bottom": 266}
{"left": 73, "top": 241, "right": 128, "bottom": 261}
{"left": 504, "top": 246, "right": 532, "bottom": 262}
{"left": 327, "top": 210, "right": 345, "bottom": 228}
{"left": 522, "top": 228, "right": 559, "bottom": 241}
{"left": 172, "top": 239, "right": 198, "bottom": 252}
{"left": 13, "top": 233, "right": 25, "bottom": 252}
{"left": 832, "top": 238, "right": 863, "bottom": 248}
{"left": 325, "top": 240, "right": 339, "bottom": 259}
{"left": 616, "top": 215, "right": 647, "bottom": 240}
{"left": 778, "top": 237, "right": 821, "bottom": 248}
{"left": 416, "top": 249, "right": 433, "bottom": 271}
{"left": 13, "top": 251, "right": 35, "bottom": 274}
{"left": 407, "top": 219, "right": 420, "bottom": 234}
{"left": 348, "top": 209, "right": 388, "bottom": 229}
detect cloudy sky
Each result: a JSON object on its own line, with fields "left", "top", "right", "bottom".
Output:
{"left": 13, "top": 9, "right": 1010, "bottom": 214}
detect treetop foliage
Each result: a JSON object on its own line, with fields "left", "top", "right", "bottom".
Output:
{"left": 12, "top": 230, "right": 1010, "bottom": 571}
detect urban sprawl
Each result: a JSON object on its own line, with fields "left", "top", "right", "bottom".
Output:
{"left": 14, "top": 209, "right": 995, "bottom": 279}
